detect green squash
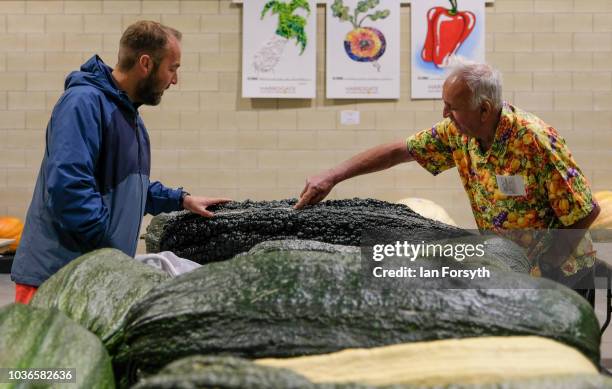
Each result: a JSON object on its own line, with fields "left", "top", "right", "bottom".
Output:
{"left": 31, "top": 248, "right": 170, "bottom": 353}
{"left": 144, "top": 198, "right": 471, "bottom": 264}
{"left": 116, "top": 244, "right": 599, "bottom": 377}
{"left": 0, "top": 303, "right": 114, "bottom": 388}
{"left": 145, "top": 198, "right": 532, "bottom": 274}
{"left": 132, "top": 355, "right": 612, "bottom": 389}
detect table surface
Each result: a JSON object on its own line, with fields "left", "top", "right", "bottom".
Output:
{"left": 0, "top": 239, "right": 15, "bottom": 254}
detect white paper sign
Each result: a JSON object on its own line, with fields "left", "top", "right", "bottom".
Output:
{"left": 411, "top": 0, "right": 486, "bottom": 99}
{"left": 340, "top": 110, "right": 360, "bottom": 125}
{"left": 242, "top": 0, "right": 317, "bottom": 98}
{"left": 496, "top": 175, "right": 527, "bottom": 196}
{"left": 326, "top": 0, "right": 400, "bottom": 99}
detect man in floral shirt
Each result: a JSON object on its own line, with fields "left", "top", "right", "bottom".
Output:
{"left": 295, "top": 61, "right": 600, "bottom": 301}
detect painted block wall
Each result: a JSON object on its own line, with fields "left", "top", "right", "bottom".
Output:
{"left": 0, "top": 0, "right": 610, "bottom": 232}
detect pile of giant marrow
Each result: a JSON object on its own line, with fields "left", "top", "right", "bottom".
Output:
{"left": 115, "top": 239, "right": 600, "bottom": 379}
{"left": 2, "top": 199, "right": 609, "bottom": 388}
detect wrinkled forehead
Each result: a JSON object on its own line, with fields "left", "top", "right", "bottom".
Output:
{"left": 162, "top": 35, "right": 181, "bottom": 65}
{"left": 443, "top": 75, "right": 471, "bottom": 103}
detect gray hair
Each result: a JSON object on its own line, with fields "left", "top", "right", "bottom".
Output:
{"left": 445, "top": 57, "right": 503, "bottom": 111}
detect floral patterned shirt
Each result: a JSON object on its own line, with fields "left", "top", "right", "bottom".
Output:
{"left": 406, "top": 103, "right": 596, "bottom": 276}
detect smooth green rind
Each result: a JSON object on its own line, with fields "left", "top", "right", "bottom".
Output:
{"left": 132, "top": 356, "right": 612, "bottom": 389}
{"left": 31, "top": 248, "right": 170, "bottom": 353}
{"left": 242, "top": 237, "right": 526, "bottom": 273}
{"left": 132, "top": 356, "right": 317, "bottom": 389}
{"left": 0, "top": 303, "right": 115, "bottom": 389}
{"left": 117, "top": 248, "right": 600, "bottom": 377}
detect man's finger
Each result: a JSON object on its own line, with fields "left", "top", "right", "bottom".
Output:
{"left": 294, "top": 190, "right": 313, "bottom": 210}
{"left": 300, "top": 182, "right": 309, "bottom": 197}
{"left": 199, "top": 208, "right": 215, "bottom": 218}
{"left": 294, "top": 197, "right": 306, "bottom": 210}
{"left": 315, "top": 193, "right": 325, "bottom": 203}
{"left": 208, "top": 197, "right": 232, "bottom": 205}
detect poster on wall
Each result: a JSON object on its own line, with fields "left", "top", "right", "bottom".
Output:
{"left": 326, "top": 0, "right": 400, "bottom": 99}
{"left": 242, "top": 0, "right": 317, "bottom": 98}
{"left": 411, "top": 0, "right": 485, "bottom": 99}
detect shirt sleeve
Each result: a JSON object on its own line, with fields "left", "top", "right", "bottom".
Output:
{"left": 540, "top": 131, "right": 594, "bottom": 226}
{"left": 406, "top": 119, "right": 456, "bottom": 176}
{"left": 145, "top": 181, "right": 184, "bottom": 216}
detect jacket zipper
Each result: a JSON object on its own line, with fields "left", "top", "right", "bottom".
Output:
{"left": 134, "top": 116, "right": 144, "bottom": 255}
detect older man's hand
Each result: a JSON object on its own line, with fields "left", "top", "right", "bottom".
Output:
{"left": 183, "top": 196, "right": 232, "bottom": 217}
{"left": 294, "top": 171, "right": 337, "bottom": 210}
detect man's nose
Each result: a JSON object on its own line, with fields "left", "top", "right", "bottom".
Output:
{"left": 443, "top": 106, "right": 450, "bottom": 118}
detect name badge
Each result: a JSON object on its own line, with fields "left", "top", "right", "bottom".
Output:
{"left": 496, "top": 175, "right": 526, "bottom": 196}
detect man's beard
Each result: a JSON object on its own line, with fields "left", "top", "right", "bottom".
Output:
{"left": 135, "top": 70, "right": 165, "bottom": 106}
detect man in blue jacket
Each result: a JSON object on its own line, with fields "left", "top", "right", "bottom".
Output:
{"left": 12, "top": 21, "right": 230, "bottom": 303}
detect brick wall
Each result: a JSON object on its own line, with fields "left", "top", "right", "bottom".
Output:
{"left": 0, "top": 0, "right": 611, "bottom": 232}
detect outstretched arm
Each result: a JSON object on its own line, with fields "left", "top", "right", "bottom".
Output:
{"left": 294, "top": 140, "right": 413, "bottom": 209}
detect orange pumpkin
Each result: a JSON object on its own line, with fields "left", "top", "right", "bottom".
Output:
{"left": 0, "top": 216, "right": 24, "bottom": 252}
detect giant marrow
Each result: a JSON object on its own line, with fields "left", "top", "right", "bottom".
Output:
{"left": 117, "top": 244, "right": 599, "bottom": 376}
{"left": 31, "top": 248, "right": 170, "bottom": 353}
{"left": 257, "top": 336, "right": 598, "bottom": 386}
{"left": 0, "top": 303, "right": 115, "bottom": 388}
{"left": 132, "top": 354, "right": 612, "bottom": 389}
{"left": 144, "top": 198, "right": 469, "bottom": 264}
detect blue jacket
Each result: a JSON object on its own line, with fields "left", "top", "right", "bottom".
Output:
{"left": 11, "top": 55, "right": 184, "bottom": 286}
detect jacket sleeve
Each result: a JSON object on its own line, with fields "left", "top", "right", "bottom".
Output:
{"left": 45, "top": 89, "right": 110, "bottom": 249}
{"left": 146, "top": 181, "right": 183, "bottom": 216}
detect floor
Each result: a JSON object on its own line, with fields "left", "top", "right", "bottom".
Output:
{"left": 2, "top": 247, "right": 612, "bottom": 368}
{"left": 0, "top": 273, "right": 13, "bottom": 307}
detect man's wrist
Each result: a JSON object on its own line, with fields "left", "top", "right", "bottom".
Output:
{"left": 180, "top": 190, "right": 191, "bottom": 209}
{"left": 328, "top": 167, "right": 343, "bottom": 185}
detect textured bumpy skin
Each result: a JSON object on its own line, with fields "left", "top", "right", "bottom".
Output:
{"left": 132, "top": 356, "right": 612, "bottom": 389}
{"left": 0, "top": 304, "right": 115, "bottom": 388}
{"left": 117, "top": 245, "right": 600, "bottom": 376}
{"left": 144, "top": 198, "right": 471, "bottom": 264}
{"left": 30, "top": 248, "right": 170, "bottom": 353}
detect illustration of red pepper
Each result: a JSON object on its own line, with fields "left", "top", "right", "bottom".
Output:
{"left": 421, "top": 0, "right": 476, "bottom": 67}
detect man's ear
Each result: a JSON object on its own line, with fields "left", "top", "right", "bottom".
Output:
{"left": 480, "top": 100, "right": 493, "bottom": 122}
{"left": 138, "top": 54, "right": 153, "bottom": 76}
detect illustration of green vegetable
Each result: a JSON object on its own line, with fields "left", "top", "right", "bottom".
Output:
{"left": 332, "top": 0, "right": 390, "bottom": 72}
{"left": 253, "top": 0, "right": 311, "bottom": 73}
